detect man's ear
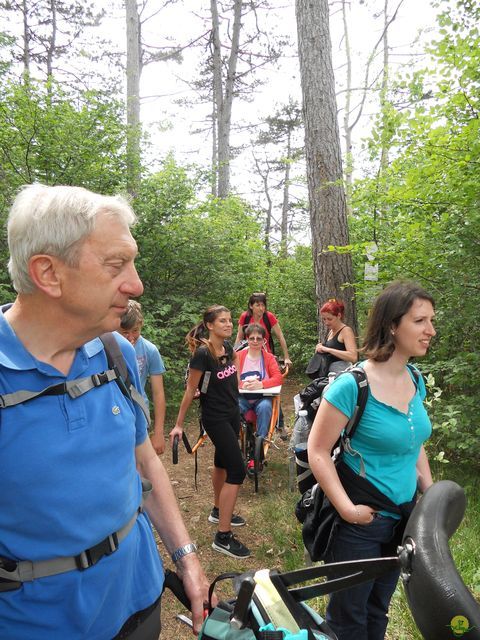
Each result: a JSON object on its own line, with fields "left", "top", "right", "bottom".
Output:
{"left": 28, "top": 255, "right": 63, "bottom": 298}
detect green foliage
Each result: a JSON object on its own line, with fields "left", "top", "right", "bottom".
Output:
{"left": 133, "top": 158, "right": 268, "bottom": 403}
{"left": 0, "top": 76, "right": 127, "bottom": 297}
{"left": 263, "top": 247, "right": 317, "bottom": 366}
{"left": 132, "top": 156, "right": 318, "bottom": 402}
{"left": 0, "top": 78, "right": 127, "bottom": 196}
{"left": 351, "top": 0, "right": 480, "bottom": 465}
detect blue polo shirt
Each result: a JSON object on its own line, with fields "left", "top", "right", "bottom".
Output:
{"left": 324, "top": 364, "right": 431, "bottom": 506}
{"left": 0, "top": 307, "right": 163, "bottom": 639}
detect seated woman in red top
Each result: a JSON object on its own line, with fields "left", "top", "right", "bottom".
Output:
{"left": 237, "top": 324, "right": 283, "bottom": 438}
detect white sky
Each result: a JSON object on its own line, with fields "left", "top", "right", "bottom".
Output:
{"left": 133, "top": 0, "right": 438, "bottom": 176}
{"left": 3, "top": 0, "right": 440, "bottom": 224}
{"left": 123, "top": 0, "right": 439, "bottom": 245}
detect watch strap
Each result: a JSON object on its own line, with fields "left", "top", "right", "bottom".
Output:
{"left": 171, "top": 542, "right": 198, "bottom": 564}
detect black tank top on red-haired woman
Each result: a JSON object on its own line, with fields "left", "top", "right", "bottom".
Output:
{"left": 323, "top": 327, "right": 346, "bottom": 363}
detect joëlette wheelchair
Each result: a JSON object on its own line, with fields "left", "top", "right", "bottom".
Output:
{"left": 173, "top": 361, "right": 288, "bottom": 493}
{"left": 238, "top": 361, "right": 288, "bottom": 493}
{"left": 164, "top": 480, "right": 480, "bottom": 639}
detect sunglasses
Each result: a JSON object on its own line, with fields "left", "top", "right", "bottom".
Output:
{"left": 248, "top": 336, "right": 264, "bottom": 342}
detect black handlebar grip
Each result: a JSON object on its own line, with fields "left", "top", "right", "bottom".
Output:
{"left": 163, "top": 569, "right": 192, "bottom": 611}
{"left": 172, "top": 435, "right": 179, "bottom": 465}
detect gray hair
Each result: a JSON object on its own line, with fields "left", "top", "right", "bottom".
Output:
{"left": 7, "top": 183, "right": 137, "bottom": 294}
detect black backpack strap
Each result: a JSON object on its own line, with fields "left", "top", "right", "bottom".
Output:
{"left": 0, "top": 370, "right": 119, "bottom": 409}
{"left": 332, "top": 366, "right": 369, "bottom": 477}
{"left": 342, "top": 367, "right": 369, "bottom": 441}
{"left": 262, "top": 312, "right": 275, "bottom": 354}
{"left": 100, "top": 332, "right": 130, "bottom": 387}
{"left": 99, "top": 333, "right": 151, "bottom": 426}
{"left": 407, "top": 362, "right": 421, "bottom": 387}
{"left": 0, "top": 334, "right": 150, "bottom": 427}
{"left": 241, "top": 313, "right": 252, "bottom": 338}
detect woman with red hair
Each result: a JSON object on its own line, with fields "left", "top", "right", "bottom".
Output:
{"left": 315, "top": 299, "right": 358, "bottom": 373}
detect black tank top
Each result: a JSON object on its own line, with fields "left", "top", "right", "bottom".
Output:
{"left": 323, "top": 327, "right": 346, "bottom": 362}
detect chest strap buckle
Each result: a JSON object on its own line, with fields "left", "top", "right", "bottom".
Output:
{"left": 75, "top": 531, "right": 120, "bottom": 570}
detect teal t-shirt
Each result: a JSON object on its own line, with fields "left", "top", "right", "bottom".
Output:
{"left": 324, "top": 364, "right": 431, "bottom": 507}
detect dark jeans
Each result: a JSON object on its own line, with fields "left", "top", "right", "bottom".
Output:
{"left": 239, "top": 396, "right": 272, "bottom": 437}
{"left": 326, "top": 515, "right": 400, "bottom": 640}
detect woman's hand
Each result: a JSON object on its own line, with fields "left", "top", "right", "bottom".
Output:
{"left": 340, "top": 503, "right": 377, "bottom": 525}
{"left": 242, "top": 379, "right": 263, "bottom": 390}
{"left": 315, "top": 342, "right": 327, "bottom": 353}
{"left": 169, "top": 425, "right": 183, "bottom": 448}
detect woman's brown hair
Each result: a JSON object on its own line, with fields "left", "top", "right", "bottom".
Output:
{"left": 362, "top": 281, "right": 435, "bottom": 362}
{"left": 186, "top": 305, "right": 231, "bottom": 360}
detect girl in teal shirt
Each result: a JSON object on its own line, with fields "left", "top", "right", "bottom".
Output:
{"left": 308, "top": 281, "right": 436, "bottom": 640}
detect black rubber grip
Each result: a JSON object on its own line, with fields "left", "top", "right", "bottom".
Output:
{"left": 172, "top": 435, "right": 179, "bottom": 465}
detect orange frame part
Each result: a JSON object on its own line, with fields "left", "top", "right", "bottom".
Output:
{"left": 260, "top": 363, "right": 289, "bottom": 459}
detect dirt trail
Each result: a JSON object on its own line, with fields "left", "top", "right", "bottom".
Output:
{"left": 158, "top": 375, "right": 305, "bottom": 638}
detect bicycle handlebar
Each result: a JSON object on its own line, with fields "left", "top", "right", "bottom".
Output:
{"left": 400, "top": 480, "right": 480, "bottom": 639}
{"left": 163, "top": 569, "right": 191, "bottom": 611}
{"left": 172, "top": 435, "right": 179, "bottom": 465}
{"left": 163, "top": 481, "right": 479, "bottom": 639}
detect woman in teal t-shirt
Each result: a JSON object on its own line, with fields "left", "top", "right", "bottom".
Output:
{"left": 308, "top": 281, "right": 436, "bottom": 640}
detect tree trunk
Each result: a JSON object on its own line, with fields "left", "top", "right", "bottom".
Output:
{"left": 212, "top": 0, "right": 242, "bottom": 199}
{"left": 342, "top": 0, "right": 353, "bottom": 215}
{"left": 22, "top": 0, "right": 30, "bottom": 75}
{"left": 125, "top": 0, "right": 142, "bottom": 197}
{"left": 296, "top": 0, "right": 357, "bottom": 333}
{"left": 279, "top": 129, "right": 292, "bottom": 258}
{"left": 254, "top": 155, "right": 273, "bottom": 257}
{"left": 46, "top": 0, "right": 57, "bottom": 79}
{"left": 379, "top": 0, "right": 390, "bottom": 171}
{"left": 211, "top": 97, "right": 218, "bottom": 197}
{"left": 210, "top": 0, "right": 223, "bottom": 197}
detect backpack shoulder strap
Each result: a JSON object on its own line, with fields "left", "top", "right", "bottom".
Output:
{"left": 241, "top": 312, "right": 252, "bottom": 338}
{"left": 262, "top": 311, "right": 272, "bottom": 333}
{"left": 342, "top": 366, "right": 369, "bottom": 441}
{"left": 99, "top": 333, "right": 151, "bottom": 425}
{"left": 406, "top": 362, "right": 421, "bottom": 387}
{"left": 100, "top": 332, "right": 129, "bottom": 385}
{"left": 262, "top": 312, "right": 275, "bottom": 354}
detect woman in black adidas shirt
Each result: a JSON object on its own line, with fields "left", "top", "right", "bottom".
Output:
{"left": 170, "top": 305, "right": 250, "bottom": 559}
